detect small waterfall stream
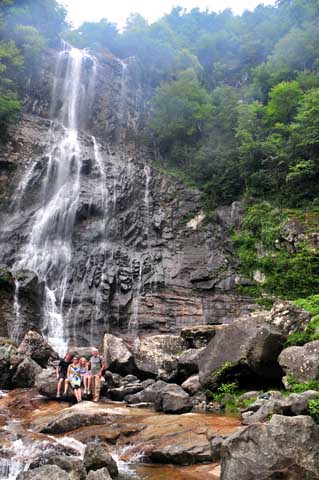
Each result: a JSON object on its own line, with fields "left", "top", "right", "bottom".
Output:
{"left": 12, "top": 280, "right": 21, "bottom": 344}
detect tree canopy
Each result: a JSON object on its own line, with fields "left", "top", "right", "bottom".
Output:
{"left": 2, "top": 0, "right": 319, "bottom": 207}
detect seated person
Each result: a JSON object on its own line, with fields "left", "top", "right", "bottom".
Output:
{"left": 67, "top": 356, "right": 82, "bottom": 403}
{"left": 79, "top": 356, "right": 91, "bottom": 394}
{"left": 56, "top": 352, "right": 71, "bottom": 398}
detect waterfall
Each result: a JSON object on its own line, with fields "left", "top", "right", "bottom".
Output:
{"left": 128, "top": 259, "right": 143, "bottom": 348}
{"left": 116, "top": 59, "right": 128, "bottom": 143}
{"left": 144, "top": 165, "right": 151, "bottom": 220}
{"left": 143, "top": 164, "right": 151, "bottom": 244}
{"left": 13, "top": 46, "right": 97, "bottom": 355}
{"left": 12, "top": 280, "right": 21, "bottom": 344}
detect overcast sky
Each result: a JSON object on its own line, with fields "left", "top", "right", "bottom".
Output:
{"left": 61, "top": 0, "right": 277, "bottom": 29}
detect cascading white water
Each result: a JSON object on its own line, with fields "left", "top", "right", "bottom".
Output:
{"left": 143, "top": 165, "right": 151, "bottom": 224}
{"left": 11, "top": 280, "right": 21, "bottom": 344}
{"left": 117, "top": 59, "right": 128, "bottom": 143}
{"left": 14, "top": 46, "right": 96, "bottom": 355}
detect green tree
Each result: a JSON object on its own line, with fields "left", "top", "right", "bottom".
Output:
{"left": 150, "top": 69, "right": 213, "bottom": 146}
{"left": 267, "top": 80, "right": 303, "bottom": 124}
{"left": 294, "top": 88, "right": 319, "bottom": 147}
{"left": 65, "top": 19, "right": 118, "bottom": 51}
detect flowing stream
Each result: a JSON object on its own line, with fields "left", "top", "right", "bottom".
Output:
{"left": 0, "top": 390, "right": 232, "bottom": 480}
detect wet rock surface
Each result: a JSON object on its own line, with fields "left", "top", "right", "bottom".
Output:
{"left": 279, "top": 340, "right": 319, "bottom": 383}
{"left": 84, "top": 444, "right": 118, "bottom": 478}
{"left": 241, "top": 390, "right": 318, "bottom": 425}
{"left": 198, "top": 317, "right": 285, "bottom": 389}
{"left": 17, "top": 465, "right": 71, "bottom": 480}
{"left": 11, "top": 356, "right": 43, "bottom": 388}
{"left": 18, "top": 330, "right": 58, "bottom": 367}
{"left": 221, "top": 415, "right": 319, "bottom": 480}
{"left": 36, "top": 401, "right": 113, "bottom": 434}
{"left": 0, "top": 388, "right": 241, "bottom": 478}
{"left": 30, "top": 455, "right": 87, "bottom": 480}
{"left": 266, "top": 300, "right": 311, "bottom": 335}
{"left": 0, "top": 94, "right": 256, "bottom": 346}
{"left": 87, "top": 468, "right": 112, "bottom": 480}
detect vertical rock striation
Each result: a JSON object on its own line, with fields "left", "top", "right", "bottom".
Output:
{"left": 0, "top": 45, "right": 256, "bottom": 349}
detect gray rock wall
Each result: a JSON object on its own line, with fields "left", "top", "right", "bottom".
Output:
{"left": 0, "top": 48, "right": 256, "bottom": 347}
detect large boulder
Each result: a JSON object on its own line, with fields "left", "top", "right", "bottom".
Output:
{"left": 0, "top": 341, "right": 17, "bottom": 387}
{"left": 221, "top": 415, "right": 319, "bottom": 479}
{"left": 35, "top": 367, "right": 74, "bottom": 400}
{"left": 181, "top": 325, "right": 217, "bottom": 349}
{"left": 241, "top": 390, "right": 318, "bottom": 425}
{"left": 134, "top": 334, "right": 185, "bottom": 380}
{"left": 267, "top": 300, "right": 311, "bottom": 335}
{"left": 279, "top": 341, "right": 319, "bottom": 383}
{"left": 107, "top": 382, "right": 143, "bottom": 401}
{"left": 11, "top": 356, "right": 43, "bottom": 387}
{"left": 104, "top": 334, "right": 135, "bottom": 376}
{"left": 181, "top": 374, "right": 201, "bottom": 395}
{"left": 36, "top": 403, "right": 112, "bottom": 435}
{"left": 84, "top": 444, "right": 118, "bottom": 478}
{"left": 155, "top": 387, "right": 192, "bottom": 414}
{"left": 147, "top": 429, "right": 213, "bottom": 465}
{"left": 87, "top": 469, "right": 112, "bottom": 480}
{"left": 198, "top": 318, "right": 285, "bottom": 389}
{"left": 17, "top": 465, "right": 70, "bottom": 480}
{"left": 18, "top": 331, "right": 58, "bottom": 367}
{"left": 177, "top": 348, "right": 204, "bottom": 379}
{"left": 29, "top": 456, "right": 86, "bottom": 480}
{"left": 126, "top": 379, "right": 191, "bottom": 413}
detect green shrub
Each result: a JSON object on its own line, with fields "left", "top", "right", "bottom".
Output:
{"left": 287, "top": 375, "right": 319, "bottom": 393}
{"left": 239, "top": 396, "right": 258, "bottom": 408}
{"left": 232, "top": 204, "right": 319, "bottom": 301}
{"left": 294, "top": 295, "right": 319, "bottom": 316}
{"left": 286, "top": 331, "right": 311, "bottom": 347}
{"left": 308, "top": 397, "right": 319, "bottom": 423}
{"left": 210, "top": 381, "right": 239, "bottom": 402}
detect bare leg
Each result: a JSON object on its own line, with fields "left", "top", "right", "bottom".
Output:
{"left": 74, "top": 389, "right": 80, "bottom": 402}
{"left": 88, "top": 375, "right": 92, "bottom": 393}
{"left": 57, "top": 378, "right": 63, "bottom": 396}
{"left": 63, "top": 379, "right": 69, "bottom": 395}
{"left": 78, "top": 388, "right": 82, "bottom": 402}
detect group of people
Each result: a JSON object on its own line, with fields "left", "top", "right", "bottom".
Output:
{"left": 56, "top": 347, "right": 105, "bottom": 403}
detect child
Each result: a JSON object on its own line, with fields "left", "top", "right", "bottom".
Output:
{"left": 67, "top": 356, "right": 82, "bottom": 403}
{"left": 79, "top": 357, "right": 91, "bottom": 394}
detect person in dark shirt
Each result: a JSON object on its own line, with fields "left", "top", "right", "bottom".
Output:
{"left": 56, "top": 352, "right": 71, "bottom": 398}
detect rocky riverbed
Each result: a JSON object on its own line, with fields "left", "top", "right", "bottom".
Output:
{"left": 1, "top": 298, "right": 319, "bottom": 478}
{"left": 0, "top": 388, "right": 240, "bottom": 479}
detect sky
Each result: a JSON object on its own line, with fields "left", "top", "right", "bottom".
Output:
{"left": 61, "top": 0, "right": 277, "bottom": 29}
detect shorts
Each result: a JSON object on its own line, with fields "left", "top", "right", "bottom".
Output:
{"left": 59, "top": 372, "right": 68, "bottom": 380}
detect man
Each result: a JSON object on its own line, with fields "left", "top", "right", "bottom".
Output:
{"left": 56, "top": 351, "right": 71, "bottom": 398}
{"left": 89, "top": 347, "right": 105, "bottom": 402}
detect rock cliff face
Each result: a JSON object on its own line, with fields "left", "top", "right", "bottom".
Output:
{"left": 0, "top": 45, "right": 255, "bottom": 349}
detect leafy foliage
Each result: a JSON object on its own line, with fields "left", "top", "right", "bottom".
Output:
{"left": 0, "top": 0, "right": 66, "bottom": 140}
{"left": 286, "top": 375, "right": 319, "bottom": 394}
{"left": 308, "top": 396, "right": 319, "bottom": 423}
{"left": 233, "top": 203, "right": 319, "bottom": 301}
{"left": 208, "top": 381, "right": 239, "bottom": 402}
